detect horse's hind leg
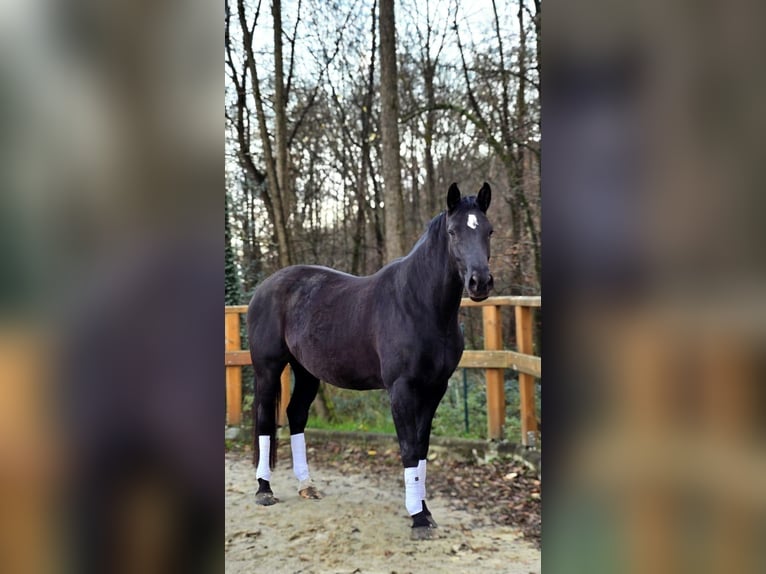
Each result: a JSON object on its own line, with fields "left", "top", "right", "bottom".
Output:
{"left": 286, "top": 361, "right": 322, "bottom": 499}
{"left": 252, "top": 359, "right": 285, "bottom": 506}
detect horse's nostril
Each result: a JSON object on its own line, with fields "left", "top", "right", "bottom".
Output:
{"left": 469, "top": 274, "right": 478, "bottom": 289}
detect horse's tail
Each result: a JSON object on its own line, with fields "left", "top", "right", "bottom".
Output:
{"left": 252, "top": 371, "right": 281, "bottom": 470}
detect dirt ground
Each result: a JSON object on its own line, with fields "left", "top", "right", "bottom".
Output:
{"left": 225, "top": 442, "right": 540, "bottom": 574}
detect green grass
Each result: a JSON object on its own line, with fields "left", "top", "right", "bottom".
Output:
{"left": 306, "top": 415, "right": 397, "bottom": 435}
{"left": 308, "top": 371, "right": 539, "bottom": 442}
{"left": 233, "top": 370, "right": 540, "bottom": 444}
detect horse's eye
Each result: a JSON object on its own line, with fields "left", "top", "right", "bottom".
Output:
{"left": 448, "top": 229, "right": 456, "bottom": 236}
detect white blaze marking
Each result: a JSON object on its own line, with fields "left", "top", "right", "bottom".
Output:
{"left": 467, "top": 213, "right": 478, "bottom": 229}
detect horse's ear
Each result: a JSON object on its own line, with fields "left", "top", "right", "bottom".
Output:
{"left": 477, "top": 182, "right": 491, "bottom": 213}
{"left": 447, "top": 183, "right": 461, "bottom": 212}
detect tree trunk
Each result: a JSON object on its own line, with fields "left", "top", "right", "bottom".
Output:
{"left": 312, "top": 385, "right": 335, "bottom": 422}
{"left": 236, "top": 0, "right": 292, "bottom": 268}
{"left": 271, "top": 0, "right": 294, "bottom": 266}
{"left": 378, "top": 0, "right": 405, "bottom": 261}
{"left": 509, "top": 166, "right": 525, "bottom": 295}
{"left": 424, "top": 61, "right": 437, "bottom": 217}
{"left": 272, "top": 0, "right": 293, "bottom": 224}
{"left": 369, "top": 151, "right": 385, "bottom": 269}
{"left": 352, "top": 0, "right": 378, "bottom": 275}
{"left": 409, "top": 128, "right": 420, "bottom": 233}
{"left": 512, "top": 0, "right": 528, "bottom": 294}
{"left": 515, "top": 0, "right": 541, "bottom": 286}
{"left": 224, "top": 190, "right": 242, "bottom": 305}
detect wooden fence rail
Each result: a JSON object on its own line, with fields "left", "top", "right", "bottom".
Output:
{"left": 225, "top": 296, "right": 541, "bottom": 445}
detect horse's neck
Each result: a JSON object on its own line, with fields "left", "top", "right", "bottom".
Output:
{"left": 401, "top": 216, "right": 463, "bottom": 325}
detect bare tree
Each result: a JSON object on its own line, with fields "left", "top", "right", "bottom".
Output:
{"left": 227, "top": 0, "right": 541, "bottom": 290}
{"left": 272, "top": 0, "right": 293, "bottom": 224}
{"left": 351, "top": 0, "right": 379, "bottom": 274}
{"left": 232, "top": 0, "right": 293, "bottom": 267}
{"left": 412, "top": 0, "right": 450, "bottom": 221}
{"left": 447, "top": 0, "right": 540, "bottom": 291}
{"left": 378, "top": 0, "right": 405, "bottom": 260}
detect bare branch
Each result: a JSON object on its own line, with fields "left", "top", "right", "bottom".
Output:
{"left": 285, "top": 0, "right": 303, "bottom": 104}
{"left": 452, "top": 11, "right": 490, "bottom": 136}
{"left": 491, "top": 0, "right": 512, "bottom": 150}
{"left": 287, "top": 2, "right": 356, "bottom": 147}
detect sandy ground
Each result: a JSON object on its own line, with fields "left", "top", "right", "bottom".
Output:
{"left": 225, "top": 452, "right": 540, "bottom": 574}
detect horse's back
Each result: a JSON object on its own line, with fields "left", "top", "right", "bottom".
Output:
{"left": 248, "top": 265, "right": 362, "bottom": 313}
{"left": 247, "top": 265, "right": 353, "bottom": 335}
{"left": 247, "top": 265, "right": 381, "bottom": 387}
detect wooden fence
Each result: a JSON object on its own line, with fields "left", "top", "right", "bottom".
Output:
{"left": 225, "top": 295, "right": 541, "bottom": 445}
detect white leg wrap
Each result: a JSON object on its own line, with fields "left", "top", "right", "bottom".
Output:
{"left": 255, "top": 435, "right": 272, "bottom": 481}
{"left": 417, "top": 459, "right": 427, "bottom": 501}
{"left": 404, "top": 467, "right": 422, "bottom": 515}
{"left": 290, "top": 433, "right": 310, "bottom": 482}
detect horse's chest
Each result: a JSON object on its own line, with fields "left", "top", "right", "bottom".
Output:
{"left": 437, "top": 337, "right": 464, "bottom": 375}
{"left": 401, "top": 333, "right": 463, "bottom": 381}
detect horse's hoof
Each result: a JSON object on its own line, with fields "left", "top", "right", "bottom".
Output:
{"left": 255, "top": 492, "right": 279, "bottom": 506}
{"left": 422, "top": 502, "right": 438, "bottom": 528}
{"left": 410, "top": 526, "right": 436, "bottom": 540}
{"left": 411, "top": 509, "right": 437, "bottom": 539}
{"left": 298, "top": 479, "right": 322, "bottom": 499}
{"left": 298, "top": 485, "right": 322, "bottom": 499}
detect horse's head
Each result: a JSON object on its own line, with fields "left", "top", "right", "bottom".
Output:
{"left": 446, "top": 182, "right": 495, "bottom": 302}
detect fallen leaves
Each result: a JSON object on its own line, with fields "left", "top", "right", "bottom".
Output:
{"left": 431, "top": 458, "right": 541, "bottom": 548}
{"left": 226, "top": 529, "right": 262, "bottom": 547}
{"left": 275, "top": 438, "right": 542, "bottom": 548}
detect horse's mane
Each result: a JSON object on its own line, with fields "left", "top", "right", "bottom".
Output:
{"left": 406, "top": 211, "right": 446, "bottom": 255}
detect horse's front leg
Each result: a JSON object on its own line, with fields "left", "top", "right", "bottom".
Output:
{"left": 414, "top": 382, "right": 447, "bottom": 529}
{"left": 389, "top": 378, "right": 433, "bottom": 538}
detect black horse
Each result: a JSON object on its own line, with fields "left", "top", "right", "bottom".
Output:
{"left": 247, "top": 182, "right": 493, "bottom": 538}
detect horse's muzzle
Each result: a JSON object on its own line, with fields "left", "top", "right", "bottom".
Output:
{"left": 467, "top": 271, "right": 494, "bottom": 301}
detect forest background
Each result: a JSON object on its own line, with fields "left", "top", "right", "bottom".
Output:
{"left": 224, "top": 0, "right": 541, "bottom": 440}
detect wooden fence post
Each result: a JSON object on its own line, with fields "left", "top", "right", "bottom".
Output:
{"left": 278, "top": 366, "right": 292, "bottom": 427}
{"left": 483, "top": 305, "right": 505, "bottom": 440}
{"left": 515, "top": 305, "right": 538, "bottom": 446}
{"left": 225, "top": 311, "right": 242, "bottom": 426}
